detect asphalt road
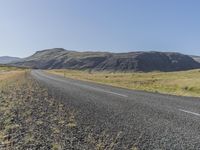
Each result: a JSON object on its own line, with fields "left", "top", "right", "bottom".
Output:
{"left": 31, "top": 70, "right": 200, "bottom": 150}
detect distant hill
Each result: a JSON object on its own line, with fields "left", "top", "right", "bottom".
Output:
{"left": 0, "top": 56, "right": 21, "bottom": 64}
{"left": 191, "top": 55, "right": 200, "bottom": 63}
{"left": 11, "top": 48, "right": 200, "bottom": 72}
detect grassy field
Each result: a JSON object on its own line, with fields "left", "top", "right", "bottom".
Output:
{"left": 0, "top": 70, "right": 79, "bottom": 149}
{"left": 0, "top": 65, "right": 24, "bottom": 71}
{"left": 48, "top": 69, "right": 200, "bottom": 97}
{"left": 0, "top": 65, "right": 26, "bottom": 80}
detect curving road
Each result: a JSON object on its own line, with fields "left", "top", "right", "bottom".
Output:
{"left": 31, "top": 70, "right": 200, "bottom": 149}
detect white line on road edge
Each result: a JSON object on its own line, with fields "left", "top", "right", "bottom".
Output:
{"left": 179, "top": 109, "right": 200, "bottom": 117}
{"left": 90, "top": 87, "right": 128, "bottom": 98}
{"left": 34, "top": 71, "right": 128, "bottom": 98}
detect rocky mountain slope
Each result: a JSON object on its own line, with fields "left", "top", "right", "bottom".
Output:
{"left": 11, "top": 48, "right": 200, "bottom": 72}
{"left": 0, "top": 56, "right": 21, "bottom": 64}
{"left": 191, "top": 55, "right": 200, "bottom": 63}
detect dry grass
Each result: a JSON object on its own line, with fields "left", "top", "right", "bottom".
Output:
{"left": 0, "top": 69, "right": 130, "bottom": 149}
{"left": 0, "top": 71, "right": 24, "bottom": 80}
{"left": 0, "top": 71, "right": 78, "bottom": 149}
{"left": 0, "top": 65, "right": 25, "bottom": 81}
{"left": 48, "top": 69, "right": 200, "bottom": 97}
{"left": 0, "top": 65, "right": 23, "bottom": 71}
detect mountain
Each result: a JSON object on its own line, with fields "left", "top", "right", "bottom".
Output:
{"left": 0, "top": 56, "right": 21, "bottom": 64}
{"left": 11, "top": 48, "right": 200, "bottom": 72}
{"left": 191, "top": 55, "right": 200, "bottom": 63}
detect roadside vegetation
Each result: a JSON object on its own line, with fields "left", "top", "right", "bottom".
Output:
{"left": 48, "top": 69, "right": 200, "bottom": 97}
{"left": 0, "top": 65, "right": 24, "bottom": 71}
{"left": 0, "top": 67, "right": 133, "bottom": 149}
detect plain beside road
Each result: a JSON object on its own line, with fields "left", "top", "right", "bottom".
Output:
{"left": 48, "top": 69, "right": 200, "bottom": 97}
{"left": 32, "top": 70, "right": 200, "bottom": 150}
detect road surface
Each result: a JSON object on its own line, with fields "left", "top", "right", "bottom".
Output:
{"left": 31, "top": 70, "right": 200, "bottom": 149}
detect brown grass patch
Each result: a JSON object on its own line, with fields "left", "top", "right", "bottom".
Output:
{"left": 48, "top": 69, "right": 200, "bottom": 97}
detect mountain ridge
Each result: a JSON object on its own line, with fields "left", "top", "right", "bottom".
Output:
{"left": 0, "top": 56, "right": 21, "bottom": 64}
{"left": 191, "top": 55, "right": 200, "bottom": 63}
{"left": 9, "top": 48, "right": 200, "bottom": 72}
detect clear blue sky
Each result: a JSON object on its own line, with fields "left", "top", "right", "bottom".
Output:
{"left": 0, "top": 0, "right": 200, "bottom": 57}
